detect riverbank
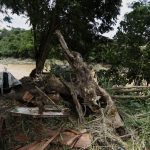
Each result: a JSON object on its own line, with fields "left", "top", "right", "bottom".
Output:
{"left": 0, "top": 58, "right": 109, "bottom": 79}
{"left": 0, "top": 58, "right": 35, "bottom": 79}
{"left": 0, "top": 58, "right": 35, "bottom": 64}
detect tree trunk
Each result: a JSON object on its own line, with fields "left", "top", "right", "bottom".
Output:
{"left": 36, "top": 50, "right": 49, "bottom": 74}
{"left": 30, "top": 45, "right": 50, "bottom": 78}
{"left": 34, "top": 15, "right": 56, "bottom": 74}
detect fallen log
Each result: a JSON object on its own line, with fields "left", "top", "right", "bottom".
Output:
{"left": 61, "top": 78, "right": 85, "bottom": 123}
{"left": 110, "top": 89, "right": 144, "bottom": 93}
{"left": 112, "top": 95, "right": 150, "bottom": 100}
{"left": 109, "top": 86, "right": 150, "bottom": 90}
{"left": 55, "top": 30, "right": 124, "bottom": 132}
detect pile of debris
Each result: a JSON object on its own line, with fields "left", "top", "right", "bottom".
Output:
{"left": 0, "top": 31, "right": 128, "bottom": 150}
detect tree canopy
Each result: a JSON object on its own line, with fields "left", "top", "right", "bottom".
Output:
{"left": 109, "top": 1, "right": 150, "bottom": 85}
{"left": 116, "top": 1, "right": 150, "bottom": 46}
{"left": 0, "top": 0, "right": 122, "bottom": 72}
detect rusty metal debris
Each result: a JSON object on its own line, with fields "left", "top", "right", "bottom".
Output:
{"left": 22, "top": 91, "right": 34, "bottom": 102}
{"left": 18, "top": 128, "right": 92, "bottom": 150}
{"left": 9, "top": 106, "right": 70, "bottom": 118}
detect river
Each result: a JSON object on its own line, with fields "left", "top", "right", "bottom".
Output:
{"left": 0, "top": 58, "right": 109, "bottom": 80}
{"left": 0, "top": 58, "right": 35, "bottom": 79}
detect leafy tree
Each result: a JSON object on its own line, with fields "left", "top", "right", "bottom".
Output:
{"left": 114, "top": 1, "right": 150, "bottom": 85}
{"left": 0, "top": 0, "right": 122, "bottom": 73}
{"left": 0, "top": 28, "right": 34, "bottom": 57}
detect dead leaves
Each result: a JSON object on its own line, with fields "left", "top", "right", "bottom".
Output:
{"left": 18, "top": 128, "right": 92, "bottom": 150}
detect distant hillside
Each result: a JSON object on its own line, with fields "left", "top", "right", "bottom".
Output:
{"left": 0, "top": 28, "right": 34, "bottom": 58}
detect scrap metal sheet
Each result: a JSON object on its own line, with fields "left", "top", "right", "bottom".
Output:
{"left": 9, "top": 107, "right": 69, "bottom": 118}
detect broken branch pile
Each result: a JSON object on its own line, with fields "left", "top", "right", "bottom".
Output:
{"left": 0, "top": 30, "right": 130, "bottom": 149}
{"left": 12, "top": 30, "right": 124, "bottom": 133}
{"left": 109, "top": 86, "right": 150, "bottom": 100}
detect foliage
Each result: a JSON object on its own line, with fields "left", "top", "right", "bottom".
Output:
{"left": 86, "top": 37, "right": 113, "bottom": 63}
{"left": 115, "top": 1, "right": 150, "bottom": 85}
{"left": 97, "top": 68, "right": 128, "bottom": 87}
{"left": 96, "top": 1, "right": 150, "bottom": 86}
{"left": 0, "top": 28, "right": 34, "bottom": 58}
{"left": 51, "top": 64, "right": 72, "bottom": 79}
{"left": 0, "top": 0, "right": 122, "bottom": 72}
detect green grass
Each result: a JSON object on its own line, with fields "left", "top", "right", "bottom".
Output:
{"left": 116, "top": 99, "right": 150, "bottom": 150}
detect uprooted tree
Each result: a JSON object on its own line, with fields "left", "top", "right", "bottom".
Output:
{"left": 0, "top": 0, "right": 122, "bottom": 73}
{"left": 10, "top": 30, "right": 125, "bottom": 136}
{"left": 54, "top": 30, "right": 124, "bottom": 134}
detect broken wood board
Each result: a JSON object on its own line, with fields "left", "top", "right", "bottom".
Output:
{"left": 9, "top": 107, "right": 69, "bottom": 118}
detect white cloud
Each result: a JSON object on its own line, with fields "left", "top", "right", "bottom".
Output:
{"left": 0, "top": 9, "right": 30, "bottom": 30}
{"left": 103, "top": 0, "right": 137, "bottom": 38}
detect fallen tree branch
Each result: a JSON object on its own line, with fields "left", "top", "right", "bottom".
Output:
{"left": 112, "top": 95, "right": 150, "bottom": 99}
{"left": 110, "top": 89, "right": 145, "bottom": 93}
{"left": 109, "top": 86, "right": 150, "bottom": 90}
{"left": 35, "top": 86, "right": 61, "bottom": 111}
{"left": 61, "top": 78, "right": 85, "bottom": 123}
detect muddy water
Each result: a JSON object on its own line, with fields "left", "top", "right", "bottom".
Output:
{"left": 0, "top": 58, "right": 109, "bottom": 80}
{"left": 0, "top": 64, "right": 35, "bottom": 79}
{"left": 0, "top": 58, "right": 66, "bottom": 79}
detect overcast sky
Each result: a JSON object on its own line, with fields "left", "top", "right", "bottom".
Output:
{"left": 103, "top": 0, "right": 135, "bottom": 38}
{"left": 0, "top": 0, "right": 137, "bottom": 38}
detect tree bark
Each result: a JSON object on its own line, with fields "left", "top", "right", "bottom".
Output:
{"left": 55, "top": 30, "right": 124, "bottom": 132}
{"left": 35, "top": 14, "right": 57, "bottom": 74}
{"left": 35, "top": 33, "right": 53, "bottom": 74}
